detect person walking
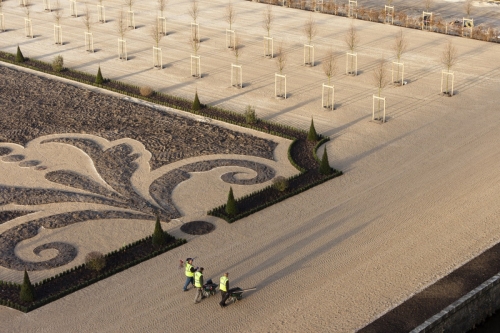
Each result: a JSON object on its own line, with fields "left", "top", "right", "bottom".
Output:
{"left": 194, "top": 267, "right": 205, "bottom": 304}
{"left": 183, "top": 258, "right": 197, "bottom": 291}
{"left": 219, "top": 272, "right": 229, "bottom": 308}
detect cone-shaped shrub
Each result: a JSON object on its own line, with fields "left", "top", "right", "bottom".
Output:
{"left": 16, "top": 46, "right": 25, "bottom": 63}
{"left": 20, "top": 270, "right": 35, "bottom": 302}
{"left": 192, "top": 90, "right": 201, "bottom": 111}
{"left": 152, "top": 215, "right": 166, "bottom": 247}
{"left": 308, "top": 118, "right": 318, "bottom": 142}
{"left": 95, "top": 66, "right": 104, "bottom": 84}
{"left": 225, "top": 187, "right": 238, "bottom": 216}
{"left": 319, "top": 149, "right": 333, "bottom": 175}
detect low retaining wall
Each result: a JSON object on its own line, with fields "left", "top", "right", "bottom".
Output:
{"left": 411, "top": 272, "right": 500, "bottom": 333}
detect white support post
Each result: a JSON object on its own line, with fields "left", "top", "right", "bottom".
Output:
{"left": 191, "top": 22, "right": 199, "bottom": 42}
{"left": 226, "top": 29, "right": 235, "bottom": 49}
{"left": 54, "top": 24, "right": 62, "bottom": 44}
{"left": 274, "top": 73, "right": 286, "bottom": 99}
{"left": 153, "top": 46, "right": 162, "bottom": 69}
{"left": 231, "top": 64, "right": 242, "bottom": 88}
{"left": 158, "top": 17, "right": 167, "bottom": 36}
{"left": 440, "top": 70, "right": 454, "bottom": 96}
{"left": 322, "top": 84, "right": 334, "bottom": 110}
{"left": 346, "top": 52, "right": 357, "bottom": 76}
{"left": 303, "top": 44, "right": 314, "bottom": 67}
{"left": 24, "top": 18, "right": 33, "bottom": 38}
{"left": 315, "top": 0, "right": 324, "bottom": 12}
{"left": 118, "top": 39, "right": 127, "bottom": 60}
{"left": 264, "top": 36, "right": 273, "bottom": 58}
{"left": 282, "top": 0, "right": 286, "bottom": 6}
{"left": 391, "top": 62, "right": 405, "bottom": 86}
{"left": 348, "top": 0, "right": 357, "bottom": 18}
{"left": 70, "top": 0, "right": 77, "bottom": 17}
{"left": 84, "top": 32, "right": 94, "bottom": 52}
{"left": 385, "top": 5, "right": 394, "bottom": 24}
{"left": 97, "top": 5, "right": 105, "bottom": 23}
{"left": 43, "top": 0, "right": 51, "bottom": 12}
{"left": 19, "top": 0, "right": 27, "bottom": 6}
{"left": 127, "top": 10, "right": 135, "bottom": 29}
{"left": 372, "top": 95, "right": 386, "bottom": 123}
{"left": 462, "top": 18, "right": 473, "bottom": 38}
{"left": 422, "top": 11, "right": 432, "bottom": 31}
{"left": 191, "top": 55, "right": 201, "bottom": 78}
{"left": 0, "top": 14, "right": 5, "bottom": 32}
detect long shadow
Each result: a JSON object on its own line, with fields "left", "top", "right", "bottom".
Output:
{"left": 264, "top": 97, "right": 317, "bottom": 120}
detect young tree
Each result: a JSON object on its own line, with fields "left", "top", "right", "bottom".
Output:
{"left": 372, "top": 58, "right": 389, "bottom": 98}
{"left": 150, "top": 21, "right": 163, "bottom": 48}
{"left": 53, "top": 0, "right": 63, "bottom": 25}
{"left": 152, "top": 215, "right": 166, "bottom": 247}
{"left": 275, "top": 41, "right": 286, "bottom": 75}
{"left": 125, "top": 0, "right": 134, "bottom": 12}
{"left": 322, "top": 49, "right": 337, "bottom": 85}
{"left": 464, "top": 0, "right": 473, "bottom": 18}
{"left": 117, "top": 10, "right": 127, "bottom": 39}
{"left": 20, "top": 269, "right": 35, "bottom": 302}
{"left": 188, "top": 0, "right": 199, "bottom": 23}
{"left": 225, "top": 1, "right": 236, "bottom": 31}
{"left": 262, "top": 5, "right": 273, "bottom": 37}
{"left": 304, "top": 15, "right": 317, "bottom": 45}
{"left": 423, "top": 0, "right": 432, "bottom": 11}
{"left": 189, "top": 35, "right": 200, "bottom": 55}
{"left": 158, "top": 0, "right": 167, "bottom": 17}
{"left": 392, "top": 28, "right": 408, "bottom": 85}
{"left": 345, "top": 20, "right": 359, "bottom": 75}
{"left": 225, "top": 187, "right": 238, "bottom": 216}
{"left": 82, "top": 4, "right": 92, "bottom": 33}
{"left": 441, "top": 39, "right": 457, "bottom": 95}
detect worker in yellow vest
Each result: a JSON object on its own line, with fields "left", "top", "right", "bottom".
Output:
{"left": 219, "top": 272, "right": 229, "bottom": 308}
{"left": 183, "top": 258, "right": 197, "bottom": 291}
{"left": 194, "top": 267, "right": 205, "bottom": 304}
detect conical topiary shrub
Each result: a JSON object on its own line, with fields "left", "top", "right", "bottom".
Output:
{"left": 225, "top": 187, "right": 238, "bottom": 216}
{"left": 20, "top": 269, "right": 35, "bottom": 303}
{"left": 307, "top": 118, "right": 318, "bottom": 142}
{"left": 95, "top": 66, "right": 104, "bottom": 84}
{"left": 16, "top": 46, "right": 25, "bottom": 63}
{"left": 192, "top": 90, "right": 201, "bottom": 111}
{"left": 152, "top": 215, "right": 166, "bottom": 247}
{"left": 319, "top": 149, "right": 333, "bottom": 175}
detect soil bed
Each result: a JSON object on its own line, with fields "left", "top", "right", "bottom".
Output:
{"left": 180, "top": 221, "right": 215, "bottom": 235}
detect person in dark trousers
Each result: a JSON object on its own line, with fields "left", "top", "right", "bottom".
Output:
{"left": 194, "top": 267, "right": 205, "bottom": 304}
{"left": 219, "top": 272, "right": 229, "bottom": 308}
{"left": 183, "top": 258, "right": 197, "bottom": 291}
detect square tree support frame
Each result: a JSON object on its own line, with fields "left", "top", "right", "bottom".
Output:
{"left": 441, "top": 70, "right": 454, "bottom": 96}
{"left": 97, "top": 5, "right": 105, "bottom": 23}
{"left": 25, "top": 18, "right": 33, "bottom": 38}
{"left": 226, "top": 29, "right": 235, "bottom": 49}
{"left": 54, "top": 24, "right": 62, "bottom": 44}
{"left": 422, "top": 11, "right": 432, "bottom": 31}
{"left": 191, "top": 55, "right": 201, "bottom": 78}
{"left": 462, "top": 18, "right": 473, "bottom": 38}
{"left": 118, "top": 39, "right": 127, "bottom": 60}
{"left": 84, "top": 32, "right": 94, "bottom": 52}
{"left": 304, "top": 44, "right": 314, "bottom": 67}
{"left": 70, "top": 0, "right": 77, "bottom": 18}
{"left": 322, "top": 84, "right": 334, "bottom": 110}
{"left": 43, "top": 0, "right": 51, "bottom": 12}
{"left": 346, "top": 52, "right": 357, "bottom": 76}
{"left": 348, "top": 0, "right": 357, "bottom": 18}
{"left": 264, "top": 36, "right": 273, "bottom": 58}
{"left": 153, "top": 46, "right": 162, "bottom": 69}
{"left": 275, "top": 73, "right": 286, "bottom": 99}
{"left": 372, "top": 95, "right": 386, "bottom": 123}
{"left": 391, "top": 61, "right": 404, "bottom": 86}
{"left": 0, "top": 13, "right": 4, "bottom": 32}
{"left": 191, "top": 22, "right": 199, "bottom": 42}
{"left": 158, "top": 16, "right": 167, "bottom": 36}
{"left": 315, "top": 0, "right": 324, "bottom": 12}
{"left": 385, "top": 5, "right": 394, "bottom": 24}
{"left": 231, "top": 64, "right": 242, "bottom": 88}
{"left": 127, "top": 11, "right": 135, "bottom": 29}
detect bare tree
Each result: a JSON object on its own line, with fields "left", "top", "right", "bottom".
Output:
{"left": 82, "top": 4, "right": 92, "bottom": 32}
{"left": 464, "top": 0, "right": 473, "bottom": 18}
{"left": 372, "top": 58, "right": 389, "bottom": 97}
{"left": 345, "top": 20, "right": 359, "bottom": 52}
{"left": 117, "top": 10, "right": 127, "bottom": 39}
{"left": 150, "top": 21, "right": 162, "bottom": 48}
{"left": 124, "top": 0, "right": 133, "bottom": 11}
{"left": 233, "top": 34, "right": 242, "bottom": 64}
{"left": 53, "top": 0, "right": 63, "bottom": 25}
{"left": 262, "top": 5, "right": 273, "bottom": 37}
{"left": 24, "top": 0, "right": 31, "bottom": 18}
{"left": 303, "top": 14, "right": 317, "bottom": 44}
{"left": 275, "top": 41, "right": 286, "bottom": 74}
{"left": 189, "top": 35, "right": 200, "bottom": 55}
{"left": 423, "top": 0, "right": 432, "bottom": 12}
{"left": 158, "top": 0, "right": 167, "bottom": 17}
{"left": 441, "top": 39, "right": 457, "bottom": 94}
{"left": 188, "top": 0, "right": 199, "bottom": 23}
{"left": 225, "top": 1, "right": 236, "bottom": 31}
{"left": 323, "top": 49, "right": 338, "bottom": 85}
{"left": 392, "top": 28, "right": 408, "bottom": 84}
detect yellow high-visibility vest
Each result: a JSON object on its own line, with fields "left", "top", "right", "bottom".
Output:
{"left": 220, "top": 276, "right": 229, "bottom": 292}
{"left": 194, "top": 271, "right": 203, "bottom": 288}
{"left": 185, "top": 263, "right": 194, "bottom": 277}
